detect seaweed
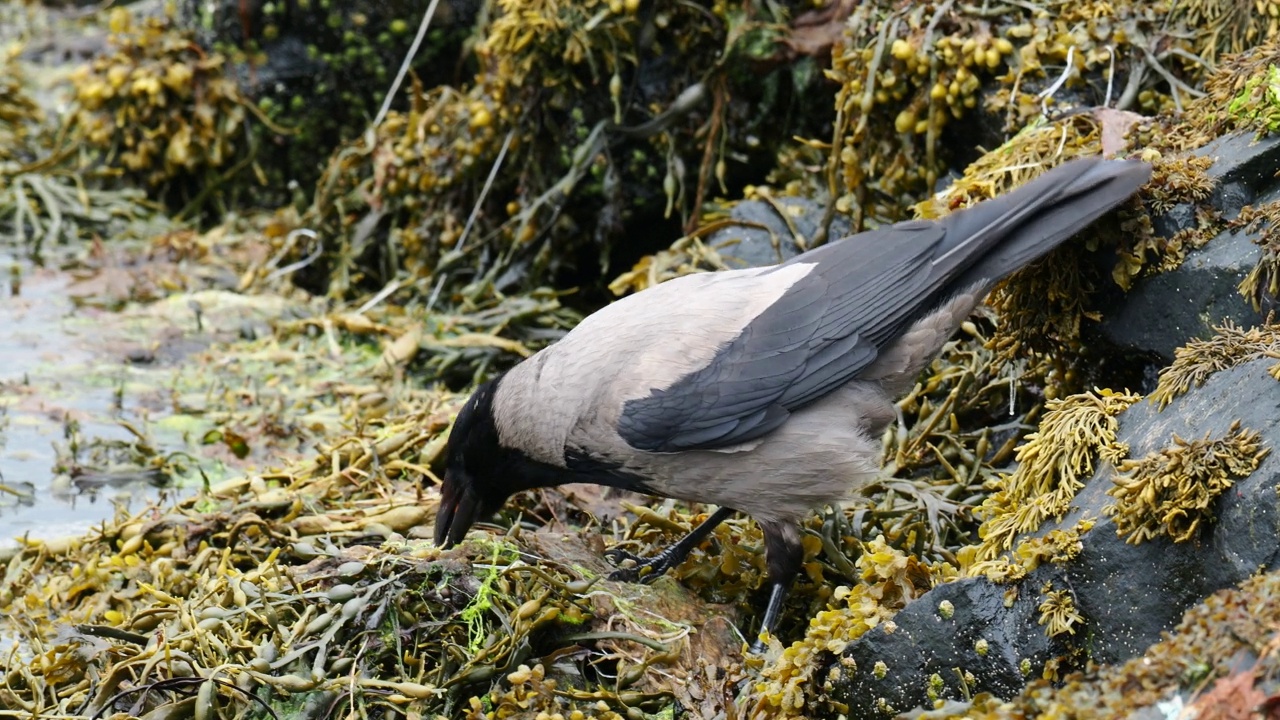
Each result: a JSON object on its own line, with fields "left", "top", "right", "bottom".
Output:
{"left": 69, "top": 9, "right": 284, "bottom": 219}
{"left": 967, "top": 389, "right": 1139, "bottom": 568}
{"left": 1236, "top": 198, "right": 1280, "bottom": 311}
{"left": 1037, "top": 582, "right": 1084, "bottom": 638}
{"left": 746, "top": 536, "right": 942, "bottom": 720}
{"left": 1148, "top": 320, "right": 1280, "bottom": 410}
{"left": 1105, "top": 420, "right": 1269, "bottom": 544}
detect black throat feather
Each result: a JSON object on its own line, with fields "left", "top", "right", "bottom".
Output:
{"left": 457, "top": 377, "right": 656, "bottom": 499}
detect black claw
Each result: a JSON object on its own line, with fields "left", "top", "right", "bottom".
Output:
{"left": 603, "top": 546, "right": 645, "bottom": 568}
{"left": 603, "top": 507, "right": 737, "bottom": 585}
{"left": 605, "top": 549, "right": 674, "bottom": 584}
{"left": 606, "top": 566, "right": 646, "bottom": 583}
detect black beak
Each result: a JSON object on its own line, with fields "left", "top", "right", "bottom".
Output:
{"left": 434, "top": 470, "right": 481, "bottom": 548}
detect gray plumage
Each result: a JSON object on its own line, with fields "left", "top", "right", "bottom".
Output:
{"left": 434, "top": 155, "right": 1152, "bottom": 647}
{"left": 487, "top": 156, "right": 1149, "bottom": 522}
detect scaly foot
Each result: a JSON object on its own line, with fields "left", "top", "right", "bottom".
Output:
{"left": 604, "top": 546, "right": 678, "bottom": 584}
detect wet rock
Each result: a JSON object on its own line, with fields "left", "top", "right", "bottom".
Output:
{"left": 705, "top": 196, "right": 852, "bottom": 269}
{"left": 828, "top": 574, "right": 1070, "bottom": 715}
{"left": 1100, "top": 133, "right": 1280, "bottom": 361}
{"left": 142, "top": 289, "right": 315, "bottom": 335}
{"left": 1048, "top": 358, "right": 1280, "bottom": 664}
{"left": 124, "top": 346, "right": 156, "bottom": 364}
{"left": 1149, "top": 201, "right": 1198, "bottom": 239}
{"left": 179, "top": 0, "right": 483, "bottom": 92}
{"left": 1201, "top": 132, "right": 1280, "bottom": 217}
{"left": 1098, "top": 219, "right": 1271, "bottom": 364}
{"left": 826, "top": 357, "right": 1280, "bottom": 717}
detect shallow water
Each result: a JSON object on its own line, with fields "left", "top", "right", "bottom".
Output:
{"left": 0, "top": 253, "right": 186, "bottom": 548}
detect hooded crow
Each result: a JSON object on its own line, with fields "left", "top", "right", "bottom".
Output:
{"left": 433, "top": 155, "right": 1152, "bottom": 650}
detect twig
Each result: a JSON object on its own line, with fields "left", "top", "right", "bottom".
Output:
{"left": 264, "top": 229, "right": 321, "bottom": 281}
{"left": 457, "top": 129, "right": 515, "bottom": 254}
{"left": 373, "top": 0, "right": 442, "bottom": 128}
{"left": 1037, "top": 46, "right": 1075, "bottom": 116}
{"left": 1115, "top": 58, "right": 1146, "bottom": 111}
{"left": 355, "top": 279, "right": 403, "bottom": 315}
{"left": 1141, "top": 45, "right": 1206, "bottom": 113}
{"left": 1104, "top": 45, "right": 1115, "bottom": 107}
{"left": 686, "top": 80, "right": 723, "bottom": 236}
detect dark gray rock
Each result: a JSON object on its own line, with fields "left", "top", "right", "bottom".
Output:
{"left": 1099, "top": 222, "right": 1268, "bottom": 361}
{"left": 1052, "top": 358, "right": 1280, "bottom": 663}
{"left": 827, "top": 357, "right": 1280, "bottom": 717}
{"left": 1099, "top": 133, "right": 1280, "bottom": 361}
{"left": 705, "top": 197, "right": 851, "bottom": 269}
{"left": 828, "top": 574, "right": 1069, "bottom": 716}
{"left": 1200, "top": 132, "right": 1280, "bottom": 217}
{"left": 1150, "top": 202, "right": 1199, "bottom": 239}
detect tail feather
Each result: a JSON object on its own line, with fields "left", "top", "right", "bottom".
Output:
{"left": 931, "top": 157, "right": 1152, "bottom": 292}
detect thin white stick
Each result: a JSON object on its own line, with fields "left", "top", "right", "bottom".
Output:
{"left": 373, "top": 0, "right": 442, "bottom": 128}
{"left": 457, "top": 129, "right": 516, "bottom": 254}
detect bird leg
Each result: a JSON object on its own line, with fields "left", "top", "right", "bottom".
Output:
{"left": 752, "top": 520, "right": 805, "bottom": 653}
{"left": 606, "top": 506, "right": 735, "bottom": 584}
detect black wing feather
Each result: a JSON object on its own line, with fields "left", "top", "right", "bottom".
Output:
{"left": 614, "top": 157, "right": 1153, "bottom": 454}
{"left": 616, "top": 223, "right": 943, "bottom": 452}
